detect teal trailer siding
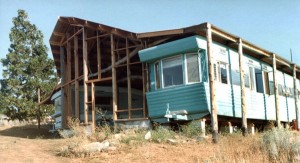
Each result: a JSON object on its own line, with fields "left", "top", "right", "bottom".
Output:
{"left": 140, "top": 35, "right": 299, "bottom": 123}
{"left": 139, "top": 36, "right": 204, "bottom": 62}
{"left": 146, "top": 82, "right": 209, "bottom": 123}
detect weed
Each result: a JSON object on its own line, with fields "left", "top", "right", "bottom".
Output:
{"left": 261, "top": 128, "right": 300, "bottom": 162}
{"left": 181, "top": 121, "right": 203, "bottom": 138}
{"left": 151, "top": 126, "right": 175, "bottom": 143}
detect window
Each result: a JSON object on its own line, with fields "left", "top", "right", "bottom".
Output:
{"left": 231, "top": 70, "right": 240, "bottom": 86}
{"left": 154, "top": 62, "right": 161, "bottom": 89}
{"left": 249, "top": 67, "right": 254, "bottom": 90}
{"left": 186, "top": 53, "right": 200, "bottom": 83}
{"left": 219, "top": 62, "right": 228, "bottom": 84}
{"left": 264, "top": 71, "right": 270, "bottom": 94}
{"left": 162, "top": 55, "right": 183, "bottom": 87}
{"left": 255, "top": 68, "right": 264, "bottom": 93}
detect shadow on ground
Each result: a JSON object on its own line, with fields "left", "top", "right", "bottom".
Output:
{"left": 0, "top": 124, "right": 57, "bottom": 139}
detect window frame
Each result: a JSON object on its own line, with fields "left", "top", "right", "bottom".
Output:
{"left": 161, "top": 54, "right": 184, "bottom": 88}
{"left": 185, "top": 52, "right": 201, "bottom": 84}
{"left": 217, "top": 61, "right": 229, "bottom": 85}
{"left": 154, "top": 61, "right": 161, "bottom": 90}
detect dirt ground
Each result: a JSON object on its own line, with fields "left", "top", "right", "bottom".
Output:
{"left": 0, "top": 124, "right": 267, "bottom": 163}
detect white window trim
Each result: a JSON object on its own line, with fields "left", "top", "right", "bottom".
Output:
{"left": 161, "top": 54, "right": 184, "bottom": 88}
{"left": 217, "top": 61, "right": 230, "bottom": 85}
{"left": 154, "top": 61, "right": 160, "bottom": 90}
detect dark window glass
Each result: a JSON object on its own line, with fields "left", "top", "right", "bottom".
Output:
{"left": 162, "top": 56, "right": 183, "bottom": 87}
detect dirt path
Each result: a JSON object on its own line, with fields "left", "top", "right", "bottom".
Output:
{"left": 0, "top": 125, "right": 69, "bottom": 163}
{"left": 0, "top": 124, "right": 268, "bottom": 163}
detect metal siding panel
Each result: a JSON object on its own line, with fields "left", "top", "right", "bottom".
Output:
{"left": 139, "top": 36, "right": 199, "bottom": 62}
{"left": 146, "top": 82, "right": 209, "bottom": 121}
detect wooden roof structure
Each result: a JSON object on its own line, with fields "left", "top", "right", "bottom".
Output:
{"left": 50, "top": 17, "right": 300, "bottom": 78}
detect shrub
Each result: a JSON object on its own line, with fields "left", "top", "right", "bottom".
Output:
{"left": 181, "top": 121, "right": 202, "bottom": 138}
{"left": 151, "top": 126, "right": 175, "bottom": 143}
{"left": 261, "top": 128, "right": 300, "bottom": 162}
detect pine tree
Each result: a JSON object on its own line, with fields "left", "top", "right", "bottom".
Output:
{"left": 0, "top": 9, "right": 57, "bottom": 120}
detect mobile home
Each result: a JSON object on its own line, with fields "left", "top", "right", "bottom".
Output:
{"left": 43, "top": 17, "right": 300, "bottom": 132}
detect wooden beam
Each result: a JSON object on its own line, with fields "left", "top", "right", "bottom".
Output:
{"left": 91, "top": 82, "right": 95, "bottom": 132}
{"left": 53, "top": 32, "right": 65, "bottom": 37}
{"left": 67, "top": 34, "right": 72, "bottom": 118}
{"left": 292, "top": 64, "right": 300, "bottom": 130}
{"left": 111, "top": 34, "right": 118, "bottom": 121}
{"left": 272, "top": 53, "right": 281, "bottom": 128}
{"left": 97, "top": 32, "right": 102, "bottom": 79}
{"left": 60, "top": 46, "right": 67, "bottom": 128}
{"left": 238, "top": 38, "right": 247, "bottom": 136}
{"left": 137, "top": 29, "right": 184, "bottom": 38}
{"left": 86, "top": 77, "right": 112, "bottom": 84}
{"left": 74, "top": 35, "right": 80, "bottom": 120}
{"left": 142, "top": 63, "right": 147, "bottom": 118}
{"left": 126, "top": 38, "right": 132, "bottom": 119}
{"left": 83, "top": 28, "right": 89, "bottom": 124}
{"left": 62, "top": 28, "right": 83, "bottom": 46}
{"left": 207, "top": 24, "right": 218, "bottom": 143}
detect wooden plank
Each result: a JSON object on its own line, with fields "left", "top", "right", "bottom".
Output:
{"left": 62, "top": 28, "right": 83, "bottom": 45}
{"left": 74, "top": 35, "right": 80, "bottom": 120}
{"left": 111, "top": 34, "right": 118, "bottom": 121}
{"left": 272, "top": 53, "right": 281, "bottom": 128}
{"left": 97, "top": 32, "right": 102, "bottom": 79}
{"left": 91, "top": 82, "right": 95, "bottom": 132}
{"left": 83, "top": 28, "right": 89, "bottom": 124}
{"left": 86, "top": 77, "right": 112, "bottom": 84}
{"left": 137, "top": 29, "right": 184, "bottom": 38}
{"left": 67, "top": 34, "right": 72, "bottom": 118}
{"left": 126, "top": 38, "right": 132, "bottom": 119}
{"left": 293, "top": 64, "right": 300, "bottom": 130}
{"left": 142, "top": 63, "right": 146, "bottom": 118}
{"left": 238, "top": 38, "right": 247, "bottom": 136}
{"left": 60, "top": 46, "right": 67, "bottom": 128}
{"left": 207, "top": 23, "right": 218, "bottom": 143}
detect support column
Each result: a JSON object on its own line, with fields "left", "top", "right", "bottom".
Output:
{"left": 91, "top": 82, "right": 95, "bottom": 131}
{"left": 60, "top": 46, "right": 67, "bottom": 128}
{"left": 206, "top": 23, "right": 218, "bottom": 143}
{"left": 74, "top": 35, "right": 79, "bottom": 120}
{"left": 67, "top": 34, "right": 72, "bottom": 118}
{"left": 238, "top": 38, "right": 247, "bottom": 136}
{"left": 200, "top": 119, "right": 206, "bottom": 137}
{"left": 272, "top": 53, "right": 281, "bottom": 128}
{"left": 83, "top": 28, "right": 89, "bottom": 124}
{"left": 111, "top": 34, "right": 118, "bottom": 121}
{"left": 97, "top": 32, "right": 102, "bottom": 79}
{"left": 126, "top": 38, "right": 132, "bottom": 119}
{"left": 292, "top": 64, "right": 300, "bottom": 130}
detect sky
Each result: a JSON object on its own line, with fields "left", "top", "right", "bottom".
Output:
{"left": 1, "top": 0, "right": 300, "bottom": 79}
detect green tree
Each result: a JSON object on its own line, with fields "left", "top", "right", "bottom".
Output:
{"left": 0, "top": 9, "right": 57, "bottom": 120}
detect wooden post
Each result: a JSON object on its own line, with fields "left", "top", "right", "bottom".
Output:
{"left": 228, "top": 122, "right": 233, "bottom": 134}
{"left": 91, "top": 82, "right": 95, "bottom": 131}
{"left": 126, "top": 38, "right": 132, "bottom": 119}
{"left": 206, "top": 23, "right": 218, "bottom": 143}
{"left": 200, "top": 119, "right": 206, "bottom": 137}
{"left": 74, "top": 35, "right": 80, "bottom": 120}
{"left": 83, "top": 28, "right": 89, "bottom": 124}
{"left": 67, "top": 34, "right": 72, "bottom": 118}
{"left": 97, "top": 31, "right": 102, "bottom": 79}
{"left": 238, "top": 38, "right": 247, "bottom": 136}
{"left": 142, "top": 63, "right": 147, "bottom": 118}
{"left": 292, "top": 64, "right": 300, "bottom": 130}
{"left": 111, "top": 34, "right": 117, "bottom": 121}
{"left": 60, "top": 46, "right": 67, "bottom": 128}
{"left": 272, "top": 53, "right": 281, "bottom": 128}
{"left": 37, "top": 88, "right": 41, "bottom": 129}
